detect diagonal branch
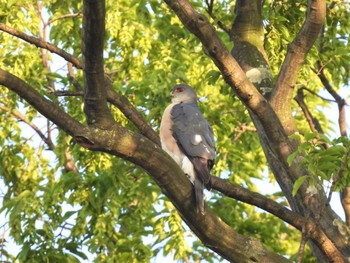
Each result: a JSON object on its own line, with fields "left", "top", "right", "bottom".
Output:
{"left": 46, "top": 13, "right": 81, "bottom": 27}
{"left": 211, "top": 177, "right": 344, "bottom": 262}
{"left": 270, "top": 0, "right": 326, "bottom": 131}
{"left": 0, "top": 23, "right": 82, "bottom": 69}
{"left": 104, "top": 76, "right": 160, "bottom": 145}
{"left": 294, "top": 88, "right": 324, "bottom": 134}
{"left": 317, "top": 63, "right": 347, "bottom": 137}
{"left": 0, "top": 104, "right": 55, "bottom": 150}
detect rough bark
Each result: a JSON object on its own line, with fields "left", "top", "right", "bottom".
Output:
{"left": 270, "top": 0, "right": 326, "bottom": 135}
{"left": 82, "top": 0, "right": 115, "bottom": 129}
{"left": 231, "top": 0, "right": 273, "bottom": 99}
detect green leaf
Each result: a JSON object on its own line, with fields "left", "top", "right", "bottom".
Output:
{"left": 292, "top": 176, "right": 308, "bottom": 196}
{"left": 287, "top": 151, "right": 298, "bottom": 166}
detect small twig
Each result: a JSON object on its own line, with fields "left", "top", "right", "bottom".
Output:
{"left": 45, "top": 12, "right": 81, "bottom": 27}
{"left": 233, "top": 123, "right": 256, "bottom": 141}
{"left": 51, "top": 90, "right": 84, "bottom": 97}
{"left": 299, "top": 86, "right": 336, "bottom": 103}
{"left": 294, "top": 88, "right": 325, "bottom": 134}
{"left": 205, "top": 0, "right": 214, "bottom": 15}
{"left": 67, "top": 62, "right": 83, "bottom": 91}
{"left": 0, "top": 222, "right": 9, "bottom": 260}
{"left": 204, "top": 0, "right": 230, "bottom": 34}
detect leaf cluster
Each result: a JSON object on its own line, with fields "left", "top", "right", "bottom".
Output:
{"left": 288, "top": 133, "right": 350, "bottom": 195}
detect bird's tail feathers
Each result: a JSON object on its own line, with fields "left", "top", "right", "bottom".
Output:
{"left": 191, "top": 157, "right": 212, "bottom": 190}
{"left": 194, "top": 177, "right": 205, "bottom": 214}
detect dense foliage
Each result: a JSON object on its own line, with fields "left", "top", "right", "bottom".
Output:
{"left": 0, "top": 0, "right": 349, "bottom": 262}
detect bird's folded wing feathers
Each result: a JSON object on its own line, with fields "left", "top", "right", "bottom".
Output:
{"left": 171, "top": 103, "right": 215, "bottom": 187}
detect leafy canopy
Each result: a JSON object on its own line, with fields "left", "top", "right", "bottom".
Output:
{"left": 0, "top": 0, "right": 349, "bottom": 262}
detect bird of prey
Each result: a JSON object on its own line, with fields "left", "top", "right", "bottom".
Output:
{"left": 160, "top": 84, "right": 215, "bottom": 214}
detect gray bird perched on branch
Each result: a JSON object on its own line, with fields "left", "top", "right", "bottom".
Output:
{"left": 160, "top": 84, "right": 216, "bottom": 214}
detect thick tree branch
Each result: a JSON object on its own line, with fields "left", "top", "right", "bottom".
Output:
{"left": 0, "top": 23, "right": 82, "bottom": 69}
{"left": 270, "top": 0, "right": 326, "bottom": 133}
{"left": 211, "top": 177, "right": 345, "bottom": 262}
{"left": 82, "top": 0, "right": 114, "bottom": 128}
{"left": 230, "top": 0, "right": 273, "bottom": 99}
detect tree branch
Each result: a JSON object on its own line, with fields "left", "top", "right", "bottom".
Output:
{"left": 317, "top": 62, "right": 350, "bottom": 227}
{"left": 298, "top": 86, "right": 336, "bottom": 102}
{"left": 104, "top": 76, "right": 161, "bottom": 145}
{"left": 270, "top": 0, "right": 326, "bottom": 133}
{"left": 46, "top": 12, "right": 81, "bottom": 27}
{"left": 0, "top": 23, "right": 82, "bottom": 69}
{"left": 0, "top": 104, "right": 55, "bottom": 150}
{"left": 294, "top": 88, "right": 324, "bottom": 134}
{"left": 0, "top": 69, "right": 85, "bottom": 136}
{"left": 67, "top": 62, "right": 83, "bottom": 91}
{"left": 233, "top": 123, "right": 256, "bottom": 141}
{"left": 82, "top": 0, "right": 114, "bottom": 128}
{"left": 205, "top": 0, "right": 230, "bottom": 34}
{"left": 211, "top": 177, "right": 344, "bottom": 262}
{"left": 317, "top": 63, "right": 347, "bottom": 137}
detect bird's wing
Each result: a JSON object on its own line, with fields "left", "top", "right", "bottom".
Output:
{"left": 171, "top": 102, "right": 215, "bottom": 186}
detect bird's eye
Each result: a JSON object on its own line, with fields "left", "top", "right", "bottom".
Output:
{"left": 177, "top": 87, "right": 185, "bottom": 93}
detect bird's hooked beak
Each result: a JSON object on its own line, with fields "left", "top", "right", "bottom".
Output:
{"left": 170, "top": 90, "right": 175, "bottom": 98}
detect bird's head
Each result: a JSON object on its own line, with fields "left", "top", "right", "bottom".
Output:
{"left": 170, "top": 84, "right": 198, "bottom": 104}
